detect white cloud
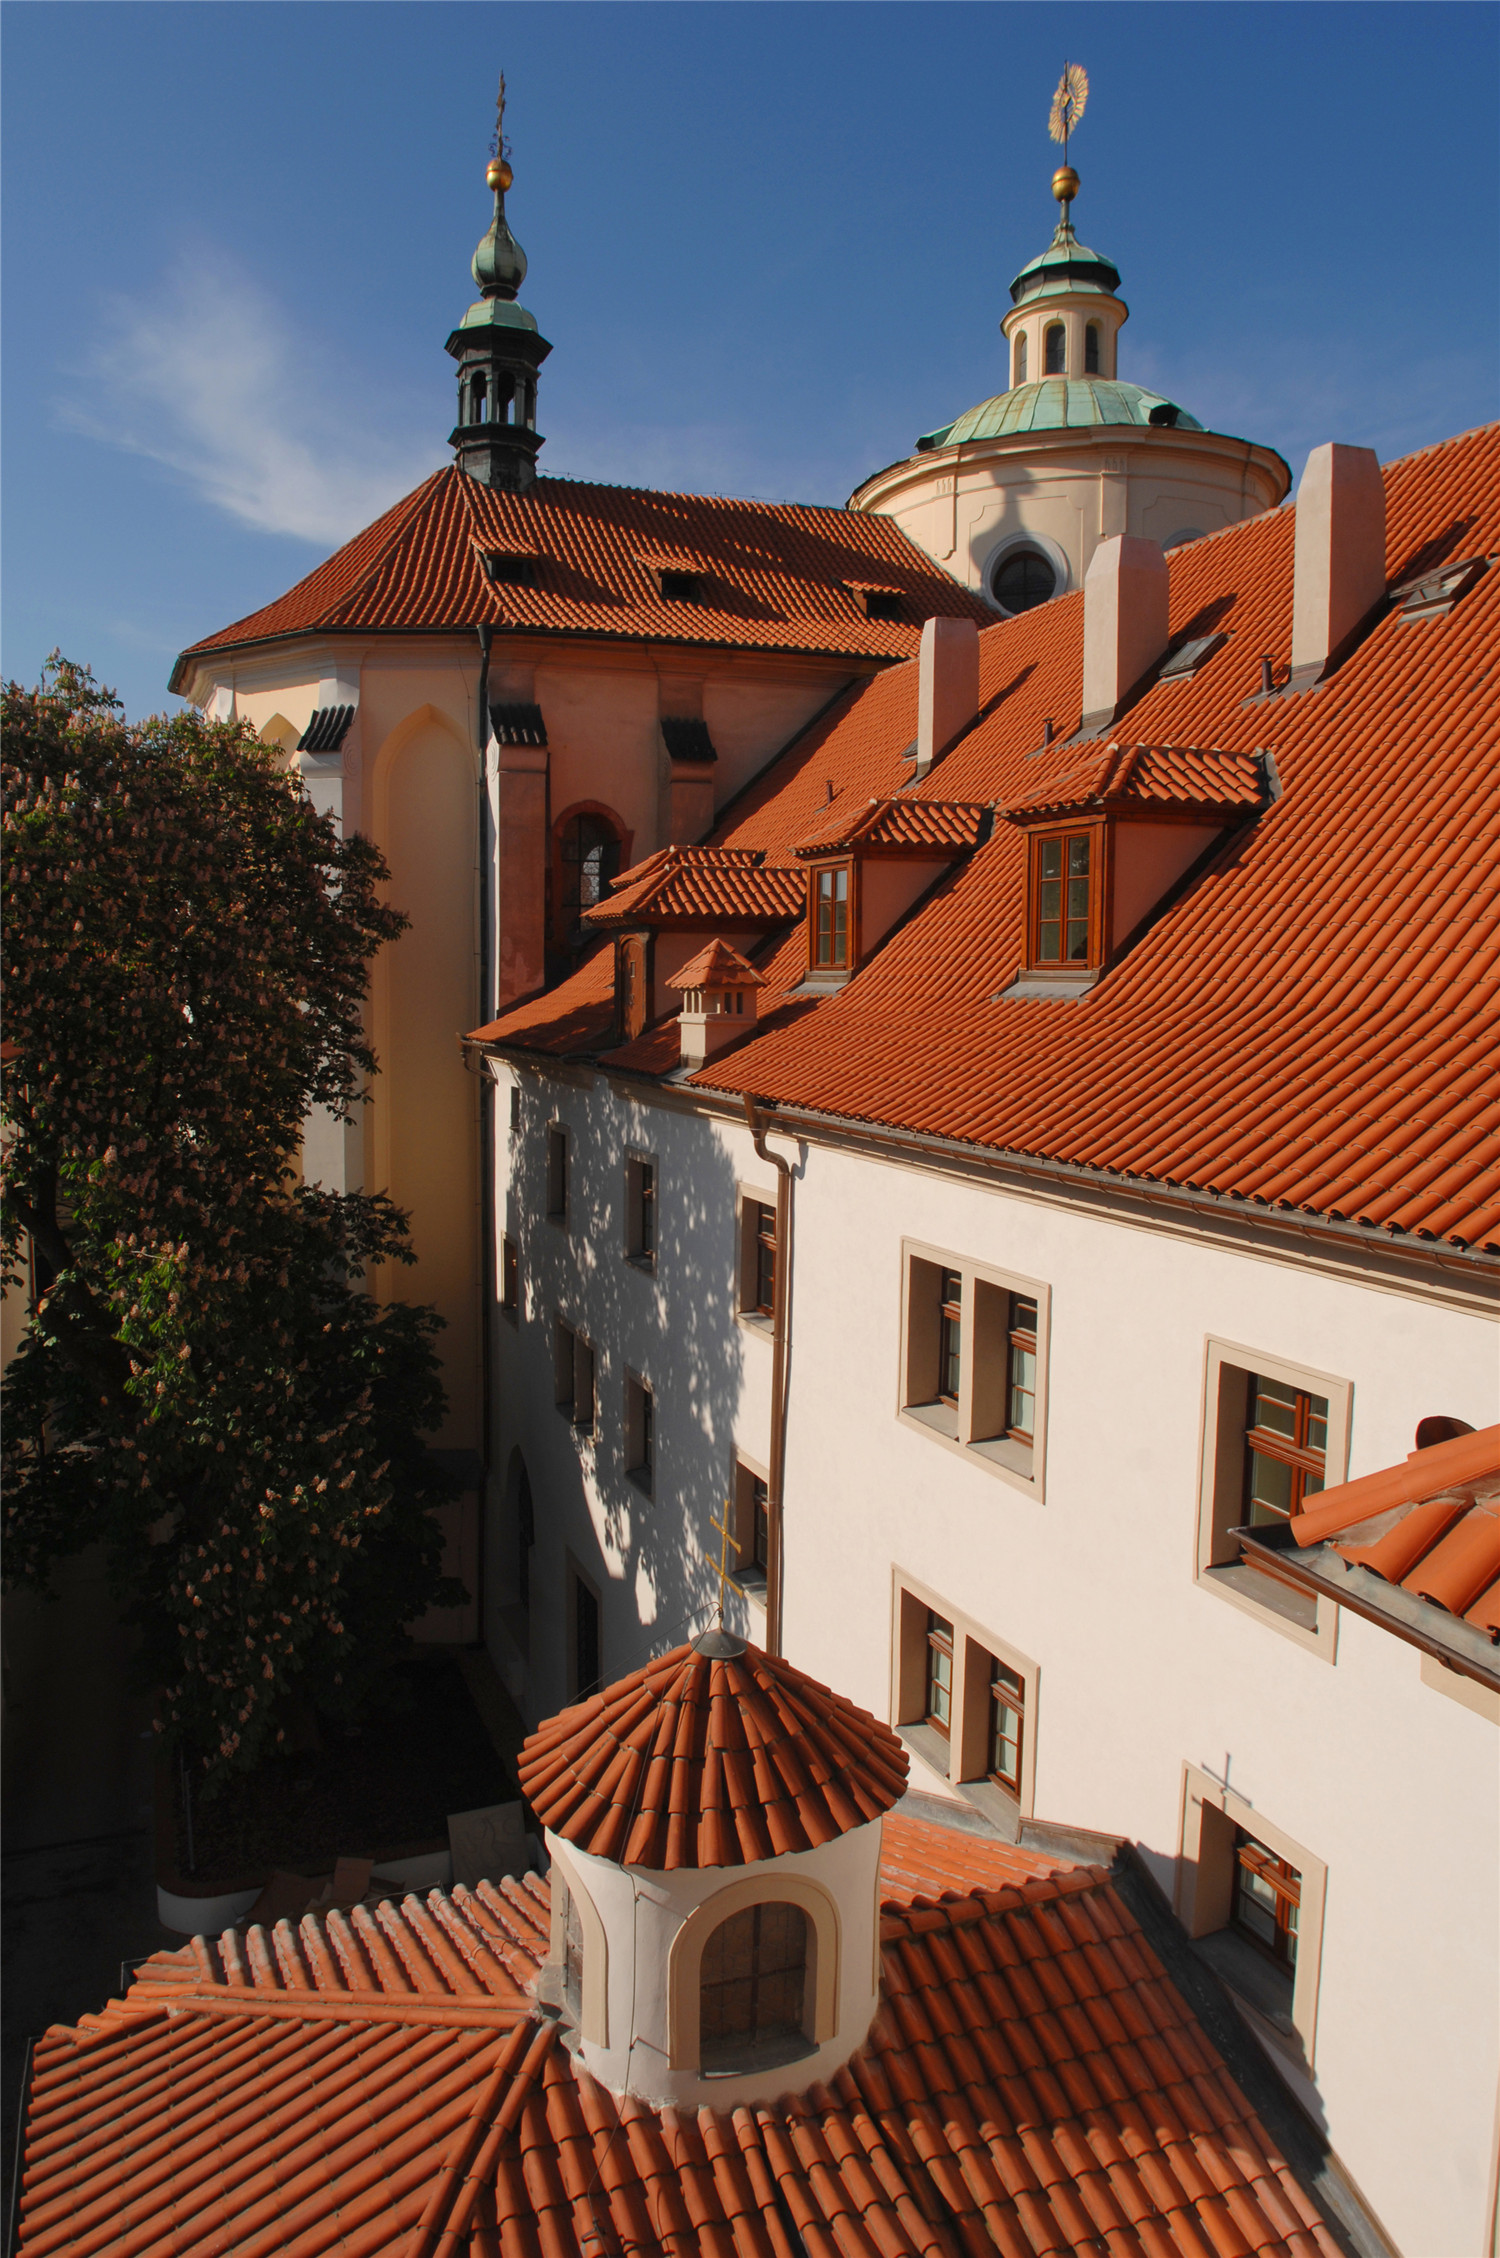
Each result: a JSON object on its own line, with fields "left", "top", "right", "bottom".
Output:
{"left": 62, "top": 250, "right": 443, "bottom": 546}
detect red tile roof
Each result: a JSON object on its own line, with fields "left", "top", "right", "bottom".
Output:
{"left": 169, "top": 469, "right": 994, "bottom": 685}
{"left": 476, "top": 423, "right": 1500, "bottom": 1254}
{"left": 792, "top": 795, "right": 991, "bottom": 857}
{"left": 995, "top": 742, "right": 1265, "bottom": 825}
{"left": 516, "top": 1636, "right": 909, "bottom": 1869}
{"left": 1291, "top": 1423, "right": 1500, "bottom": 1635}
{"left": 666, "top": 939, "right": 766, "bottom": 991}
{"left": 581, "top": 846, "right": 807, "bottom": 931}
{"left": 16, "top": 1820, "right": 1344, "bottom": 2258}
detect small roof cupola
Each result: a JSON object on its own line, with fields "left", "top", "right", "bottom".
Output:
{"left": 998, "top": 70, "right": 1131, "bottom": 400}
{"left": 446, "top": 75, "right": 552, "bottom": 491}
{"left": 517, "top": 1627, "right": 908, "bottom": 2108}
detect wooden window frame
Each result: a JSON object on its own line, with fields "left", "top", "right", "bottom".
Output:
{"left": 738, "top": 1192, "right": 779, "bottom": 1327}
{"left": 625, "top": 1151, "right": 657, "bottom": 1269}
{"left": 923, "top": 1611, "right": 955, "bottom": 1738}
{"left": 937, "top": 1271, "right": 963, "bottom": 1406}
{"left": 1178, "top": 1763, "right": 1327, "bottom": 2069}
{"left": 1231, "top": 1827, "right": 1302, "bottom": 1972}
{"left": 986, "top": 1658, "right": 1026, "bottom": 1795}
{"left": 1196, "top": 1338, "right": 1349, "bottom": 1659}
{"left": 808, "top": 858, "right": 856, "bottom": 974}
{"left": 899, "top": 1241, "right": 1050, "bottom": 1497}
{"left": 546, "top": 1123, "right": 570, "bottom": 1226}
{"left": 733, "top": 1454, "right": 771, "bottom": 1600}
{"left": 1026, "top": 823, "right": 1107, "bottom": 972}
{"left": 549, "top": 802, "right": 630, "bottom": 952}
{"left": 892, "top": 1575, "right": 1039, "bottom": 1826}
{"left": 626, "top": 1370, "right": 654, "bottom": 1494}
{"left": 1242, "top": 1375, "right": 1329, "bottom": 1529}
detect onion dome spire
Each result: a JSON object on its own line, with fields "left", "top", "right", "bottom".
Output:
{"left": 445, "top": 73, "right": 551, "bottom": 492}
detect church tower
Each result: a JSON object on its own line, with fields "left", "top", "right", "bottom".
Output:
{"left": 446, "top": 85, "right": 552, "bottom": 491}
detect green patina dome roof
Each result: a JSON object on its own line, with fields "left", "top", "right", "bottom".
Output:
{"left": 1009, "top": 220, "right": 1121, "bottom": 305}
{"left": 917, "top": 376, "right": 1204, "bottom": 453}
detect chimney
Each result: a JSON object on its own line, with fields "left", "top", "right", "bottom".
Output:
{"left": 1080, "top": 535, "right": 1169, "bottom": 738}
{"left": 916, "top": 617, "right": 980, "bottom": 777}
{"left": 1288, "top": 443, "right": 1386, "bottom": 691}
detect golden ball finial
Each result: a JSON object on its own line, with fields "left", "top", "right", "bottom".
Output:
{"left": 487, "top": 156, "right": 513, "bottom": 193}
{"left": 1052, "top": 165, "right": 1079, "bottom": 204}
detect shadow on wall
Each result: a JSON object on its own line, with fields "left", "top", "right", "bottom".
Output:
{"left": 489, "top": 1073, "right": 749, "bottom": 1720}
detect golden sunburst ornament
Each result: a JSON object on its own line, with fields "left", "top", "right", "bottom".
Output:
{"left": 1048, "top": 61, "right": 1089, "bottom": 153}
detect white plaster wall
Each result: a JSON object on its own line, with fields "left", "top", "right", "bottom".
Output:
{"left": 777, "top": 1136, "right": 1499, "bottom": 2258}
{"left": 554, "top": 1820, "right": 883, "bottom": 2107}
{"left": 489, "top": 1068, "right": 778, "bottom": 1720}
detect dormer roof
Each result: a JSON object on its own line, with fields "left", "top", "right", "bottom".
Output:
{"left": 516, "top": 1633, "right": 908, "bottom": 1870}
{"left": 581, "top": 846, "right": 804, "bottom": 930}
{"left": 996, "top": 741, "right": 1265, "bottom": 827}
{"left": 666, "top": 938, "right": 766, "bottom": 991}
{"left": 792, "top": 795, "right": 990, "bottom": 858}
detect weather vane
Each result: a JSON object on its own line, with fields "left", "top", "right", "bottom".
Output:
{"left": 1048, "top": 61, "right": 1088, "bottom": 163}
{"left": 707, "top": 1502, "right": 743, "bottom": 1627}
{"left": 487, "top": 71, "right": 514, "bottom": 194}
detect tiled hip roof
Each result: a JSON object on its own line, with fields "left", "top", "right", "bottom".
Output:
{"left": 583, "top": 846, "right": 806, "bottom": 929}
{"left": 517, "top": 1637, "right": 909, "bottom": 1868}
{"left": 996, "top": 741, "right": 1266, "bottom": 823}
{"left": 15, "top": 1821, "right": 1343, "bottom": 2258}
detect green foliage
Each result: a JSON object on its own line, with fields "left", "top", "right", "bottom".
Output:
{"left": 2, "top": 659, "right": 462, "bottom": 1778}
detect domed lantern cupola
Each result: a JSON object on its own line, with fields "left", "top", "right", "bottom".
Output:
{"left": 516, "top": 1626, "right": 908, "bottom": 2108}
{"left": 446, "top": 74, "right": 552, "bottom": 491}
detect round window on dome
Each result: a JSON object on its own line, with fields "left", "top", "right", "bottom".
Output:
{"left": 991, "top": 547, "right": 1057, "bottom": 615}
{"left": 1163, "top": 527, "right": 1206, "bottom": 552}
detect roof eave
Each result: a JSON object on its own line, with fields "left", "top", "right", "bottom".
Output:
{"left": 1233, "top": 1525, "right": 1500, "bottom": 1693}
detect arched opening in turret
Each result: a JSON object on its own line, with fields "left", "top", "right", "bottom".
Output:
{"left": 472, "top": 373, "right": 488, "bottom": 424}
{"left": 1085, "top": 322, "right": 1100, "bottom": 374}
{"left": 1013, "top": 333, "right": 1028, "bottom": 386}
{"left": 1044, "top": 324, "right": 1066, "bottom": 376}
{"left": 699, "top": 1900, "right": 809, "bottom": 2072}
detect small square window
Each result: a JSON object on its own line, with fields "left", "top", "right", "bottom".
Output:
{"left": 547, "top": 1126, "right": 569, "bottom": 1224}
{"left": 501, "top": 1234, "right": 519, "bottom": 1321}
{"left": 658, "top": 568, "right": 700, "bottom": 602}
{"left": 626, "top": 1156, "right": 656, "bottom": 1266}
{"left": 626, "top": 1374, "right": 654, "bottom": 1493}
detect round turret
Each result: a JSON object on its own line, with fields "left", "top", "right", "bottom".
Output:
{"left": 517, "top": 1628, "right": 908, "bottom": 2107}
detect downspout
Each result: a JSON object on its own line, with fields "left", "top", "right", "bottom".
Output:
{"left": 744, "top": 1094, "right": 794, "bottom": 1657}
{"left": 475, "top": 624, "right": 494, "bottom": 1645}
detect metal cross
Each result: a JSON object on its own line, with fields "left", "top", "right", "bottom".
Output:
{"left": 708, "top": 1503, "right": 743, "bottom": 1625}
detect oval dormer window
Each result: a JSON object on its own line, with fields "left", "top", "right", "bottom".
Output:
{"left": 1085, "top": 322, "right": 1101, "bottom": 374}
{"left": 991, "top": 546, "right": 1057, "bottom": 615}
{"left": 1044, "top": 323, "right": 1066, "bottom": 376}
{"left": 1013, "top": 332, "right": 1028, "bottom": 386}
{"left": 699, "top": 1901, "right": 809, "bottom": 2072}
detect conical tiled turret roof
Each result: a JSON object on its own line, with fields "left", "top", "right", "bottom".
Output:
{"left": 517, "top": 1633, "right": 908, "bottom": 1869}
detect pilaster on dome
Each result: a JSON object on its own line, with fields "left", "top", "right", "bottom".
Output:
{"left": 517, "top": 1635, "right": 908, "bottom": 1871}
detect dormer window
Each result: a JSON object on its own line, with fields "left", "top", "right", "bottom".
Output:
{"left": 481, "top": 551, "right": 537, "bottom": 587}
{"left": 659, "top": 568, "right": 701, "bottom": 602}
{"left": 811, "top": 863, "right": 851, "bottom": 970}
{"left": 1013, "top": 333, "right": 1028, "bottom": 385}
{"left": 1044, "top": 323, "right": 1066, "bottom": 376}
{"left": 1032, "top": 829, "right": 1099, "bottom": 967}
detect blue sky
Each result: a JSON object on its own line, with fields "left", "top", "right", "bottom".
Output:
{"left": 3, "top": 1, "right": 1496, "bottom": 719}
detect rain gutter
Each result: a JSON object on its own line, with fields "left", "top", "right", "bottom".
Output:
{"left": 744, "top": 1095, "right": 795, "bottom": 1657}
{"left": 1233, "top": 1524, "right": 1500, "bottom": 1696}
{"left": 474, "top": 622, "right": 495, "bottom": 1640}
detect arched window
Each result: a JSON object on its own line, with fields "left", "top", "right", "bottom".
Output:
{"left": 1044, "top": 324, "right": 1066, "bottom": 376}
{"left": 472, "top": 373, "right": 488, "bottom": 424}
{"left": 699, "top": 1901, "right": 808, "bottom": 2070}
{"left": 555, "top": 811, "right": 623, "bottom": 939}
{"left": 1013, "top": 332, "right": 1028, "bottom": 386}
{"left": 1085, "top": 323, "right": 1101, "bottom": 375}
{"left": 991, "top": 545, "right": 1058, "bottom": 615}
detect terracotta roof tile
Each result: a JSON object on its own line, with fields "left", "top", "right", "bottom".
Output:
{"left": 581, "top": 845, "right": 806, "bottom": 931}
{"left": 995, "top": 741, "right": 1265, "bottom": 824}
{"left": 477, "top": 425, "right": 1500, "bottom": 1254}
{"left": 172, "top": 468, "right": 994, "bottom": 683}
{"left": 792, "top": 796, "right": 991, "bottom": 858}
{"left": 518, "top": 1638, "right": 907, "bottom": 1870}
{"left": 1286, "top": 1422, "right": 1500, "bottom": 1635}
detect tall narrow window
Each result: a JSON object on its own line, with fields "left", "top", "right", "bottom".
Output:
{"left": 547, "top": 1126, "right": 569, "bottom": 1222}
{"left": 751, "top": 1474, "right": 769, "bottom": 1572}
{"left": 813, "top": 865, "right": 850, "bottom": 969}
{"left": 473, "top": 373, "right": 488, "bottom": 423}
{"left": 1244, "top": 1377, "right": 1328, "bottom": 1527}
{"left": 554, "top": 1319, "right": 576, "bottom": 1416}
{"left": 988, "top": 1661, "right": 1025, "bottom": 1793}
{"left": 501, "top": 1233, "right": 519, "bottom": 1318}
{"left": 627, "top": 1373, "right": 654, "bottom": 1493}
{"left": 925, "top": 1611, "right": 954, "bottom": 1736}
{"left": 1034, "top": 831, "right": 1094, "bottom": 965}
{"left": 509, "top": 1084, "right": 521, "bottom": 1135}
{"left": 1044, "top": 323, "right": 1066, "bottom": 375}
{"left": 1232, "top": 1827, "right": 1301, "bottom": 1970}
{"left": 573, "top": 1576, "right": 601, "bottom": 1700}
{"left": 938, "top": 1270, "right": 963, "bottom": 1405}
{"left": 1085, "top": 322, "right": 1101, "bottom": 374}
{"left": 699, "top": 1902, "right": 808, "bottom": 2069}
{"left": 754, "top": 1202, "right": 777, "bottom": 1317}
{"left": 558, "top": 813, "right": 623, "bottom": 936}
{"left": 572, "top": 1336, "right": 596, "bottom": 1437}
{"left": 1006, "top": 1296, "right": 1037, "bottom": 1439}
{"left": 626, "top": 1156, "right": 656, "bottom": 1264}
{"left": 516, "top": 1462, "right": 535, "bottom": 1613}
{"left": 1013, "top": 332, "right": 1028, "bottom": 386}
